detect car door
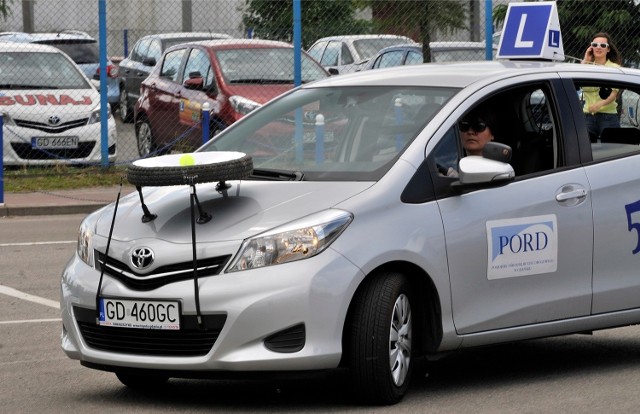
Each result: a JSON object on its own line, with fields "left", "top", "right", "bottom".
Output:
{"left": 434, "top": 80, "right": 593, "bottom": 334}
{"left": 145, "top": 47, "right": 188, "bottom": 145}
{"left": 572, "top": 79, "right": 640, "bottom": 313}
{"left": 120, "top": 38, "right": 152, "bottom": 102}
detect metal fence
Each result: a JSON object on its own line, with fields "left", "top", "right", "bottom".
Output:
{"left": 1, "top": 0, "right": 640, "bottom": 175}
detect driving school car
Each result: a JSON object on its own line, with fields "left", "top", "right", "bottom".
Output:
{"left": 0, "top": 42, "right": 116, "bottom": 166}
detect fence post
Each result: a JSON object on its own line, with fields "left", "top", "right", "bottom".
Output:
{"left": 293, "top": 0, "right": 302, "bottom": 87}
{"left": 315, "top": 114, "right": 324, "bottom": 164}
{"left": 202, "top": 102, "right": 211, "bottom": 145}
{"left": 123, "top": 29, "right": 129, "bottom": 58}
{"left": 485, "top": 0, "right": 493, "bottom": 60}
{"left": 0, "top": 114, "right": 4, "bottom": 205}
{"left": 98, "top": 0, "right": 109, "bottom": 168}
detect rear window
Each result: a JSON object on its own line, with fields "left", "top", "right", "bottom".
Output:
{"left": 33, "top": 39, "right": 99, "bottom": 65}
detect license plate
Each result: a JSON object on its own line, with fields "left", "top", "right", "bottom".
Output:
{"left": 98, "top": 298, "right": 180, "bottom": 330}
{"left": 31, "top": 136, "right": 79, "bottom": 149}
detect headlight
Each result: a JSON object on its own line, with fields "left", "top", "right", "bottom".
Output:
{"left": 77, "top": 219, "right": 94, "bottom": 266}
{"left": 228, "top": 209, "right": 353, "bottom": 272}
{"left": 229, "top": 95, "right": 261, "bottom": 115}
{"left": 87, "top": 106, "right": 112, "bottom": 125}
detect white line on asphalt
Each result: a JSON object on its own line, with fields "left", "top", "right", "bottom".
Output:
{"left": 0, "top": 318, "right": 61, "bottom": 325}
{"left": 0, "top": 240, "right": 75, "bottom": 247}
{"left": 0, "top": 284, "right": 60, "bottom": 309}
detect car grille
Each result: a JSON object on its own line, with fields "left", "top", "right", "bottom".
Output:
{"left": 10, "top": 142, "right": 96, "bottom": 159}
{"left": 94, "top": 251, "right": 231, "bottom": 291}
{"left": 15, "top": 117, "right": 89, "bottom": 133}
{"left": 74, "top": 306, "right": 226, "bottom": 357}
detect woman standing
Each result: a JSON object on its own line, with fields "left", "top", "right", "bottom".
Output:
{"left": 581, "top": 32, "right": 623, "bottom": 138}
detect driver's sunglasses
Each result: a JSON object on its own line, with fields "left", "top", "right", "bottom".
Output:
{"left": 591, "top": 42, "right": 609, "bottom": 49}
{"left": 458, "top": 120, "right": 488, "bottom": 133}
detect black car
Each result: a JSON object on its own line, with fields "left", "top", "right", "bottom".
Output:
{"left": 117, "top": 31, "right": 230, "bottom": 122}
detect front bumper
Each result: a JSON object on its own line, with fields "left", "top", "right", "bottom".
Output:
{"left": 61, "top": 247, "right": 363, "bottom": 374}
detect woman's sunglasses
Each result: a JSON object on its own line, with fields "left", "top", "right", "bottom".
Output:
{"left": 591, "top": 42, "right": 609, "bottom": 49}
{"left": 459, "top": 120, "right": 488, "bottom": 133}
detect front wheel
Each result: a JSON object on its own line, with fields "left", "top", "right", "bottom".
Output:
{"left": 349, "top": 271, "right": 413, "bottom": 405}
{"left": 135, "top": 118, "right": 164, "bottom": 158}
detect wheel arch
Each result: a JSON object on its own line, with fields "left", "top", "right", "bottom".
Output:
{"left": 340, "top": 261, "right": 443, "bottom": 367}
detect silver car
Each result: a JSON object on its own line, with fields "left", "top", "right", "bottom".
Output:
{"left": 61, "top": 61, "right": 640, "bottom": 405}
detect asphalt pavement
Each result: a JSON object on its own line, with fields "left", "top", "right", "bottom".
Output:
{"left": 0, "top": 184, "right": 137, "bottom": 217}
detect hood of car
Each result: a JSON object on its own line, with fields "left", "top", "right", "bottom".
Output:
{"left": 0, "top": 88, "right": 100, "bottom": 118}
{"left": 97, "top": 180, "right": 372, "bottom": 244}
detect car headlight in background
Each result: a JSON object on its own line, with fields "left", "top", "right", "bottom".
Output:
{"left": 87, "top": 106, "right": 112, "bottom": 125}
{"left": 228, "top": 209, "right": 353, "bottom": 272}
{"left": 229, "top": 95, "right": 261, "bottom": 116}
{"left": 77, "top": 219, "right": 95, "bottom": 267}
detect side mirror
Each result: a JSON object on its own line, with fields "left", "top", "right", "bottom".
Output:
{"left": 328, "top": 68, "right": 339, "bottom": 75}
{"left": 458, "top": 156, "right": 515, "bottom": 185}
{"left": 183, "top": 77, "right": 204, "bottom": 91}
{"left": 142, "top": 57, "right": 156, "bottom": 67}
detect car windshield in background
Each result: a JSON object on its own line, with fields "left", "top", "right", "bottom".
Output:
{"left": 33, "top": 39, "right": 99, "bottom": 64}
{"left": 217, "top": 48, "right": 328, "bottom": 84}
{"left": 0, "top": 52, "right": 89, "bottom": 89}
{"left": 432, "top": 48, "right": 486, "bottom": 62}
{"left": 353, "top": 38, "right": 413, "bottom": 61}
{"left": 205, "top": 85, "right": 458, "bottom": 180}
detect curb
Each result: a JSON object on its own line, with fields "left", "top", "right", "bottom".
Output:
{"left": 0, "top": 203, "right": 107, "bottom": 217}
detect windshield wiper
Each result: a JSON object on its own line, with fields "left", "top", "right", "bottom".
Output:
{"left": 250, "top": 168, "right": 304, "bottom": 181}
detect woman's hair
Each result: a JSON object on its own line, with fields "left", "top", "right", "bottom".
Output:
{"left": 593, "top": 32, "right": 622, "bottom": 65}
{"left": 464, "top": 105, "right": 498, "bottom": 135}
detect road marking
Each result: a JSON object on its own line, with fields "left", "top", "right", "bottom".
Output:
{"left": 0, "top": 240, "right": 75, "bottom": 247}
{"left": 0, "top": 318, "right": 61, "bottom": 325}
{"left": 0, "top": 284, "right": 60, "bottom": 309}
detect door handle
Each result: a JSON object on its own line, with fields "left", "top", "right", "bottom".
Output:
{"left": 555, "top": 188, "right": 587, "bottom": 202}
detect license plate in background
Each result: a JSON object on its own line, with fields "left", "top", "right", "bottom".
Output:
{"left": 98, "top": 298, "right": 180, "bottom": 330}
{"left": 31, "top": 136, "right": 79, "bottom": 149}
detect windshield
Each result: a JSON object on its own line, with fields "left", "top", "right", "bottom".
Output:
{"left": 353, "top": 38, "right": 413, "bottom": 61}
{"left": 34, "top": 40, "right": 99, "bottom": 65}
{"left": 203, "top": 85, "right": 458, "bottom": 181}
{"left": 0, "top": 51, "right": 90, "bottom": 89}
{"left": 217, "top": 48, "right": 328, "bottom": 84}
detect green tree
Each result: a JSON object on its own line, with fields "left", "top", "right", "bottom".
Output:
{"left": 357, "top": 0, "right": 469, "bottom": 63}
{"left": 0, "top": 0, "right": 14, "bottom": 19}
{"left": 241, "top": 0, "right": 372, "bottom": 49}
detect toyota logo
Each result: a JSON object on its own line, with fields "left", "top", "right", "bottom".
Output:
{"left": 48, "top": 115, "right": 61, "bottom": 125}
{"left": 131, "top": 247, "right": 154, "bottom": 270}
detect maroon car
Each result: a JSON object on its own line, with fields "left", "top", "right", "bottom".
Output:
{"left": 133, "top": 39, "right": 329, "bottom": 157}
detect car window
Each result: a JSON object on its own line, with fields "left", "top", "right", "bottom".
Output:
{"left": 0, "top": 51, "right": 89, "bottom": 89}
{"left": 34, "top": 40, "right": 99, "bottom": 65}
{"left": 341, "top": 43, "right": 354, "bottom": 65}
{"left": 573, "top": 80, "right": 640, "bottom": 161}
{"left": 405, "top": 51, "right": 423, "bottom": 65}
{"left": 353, "top": 38, "right": 413, "bottom": 61}
{"left": 307, "top": 41, "right": 327, "bottom": 62}
{"left": 320, "top": 41, "right": 340, "bottom": 66}
{"left": 182, "top": 48, "right": 213, "bottom": 87}
{"left": 131, "top": 38, "right": 151, "bottom": 62}
{"left": 206, "top": 85, "right": 457, "bottom": 181}
{"left": 217, "top": 48, "right": 327, "bottom": 84}
{"left": 147, "top": 39, "right": 163, "bottom": 62}
{"left": 378, "top": 50, "right": 405, "bottom": 68}
{"left": 159, "top": 48, "right": 186, "bottom": 82}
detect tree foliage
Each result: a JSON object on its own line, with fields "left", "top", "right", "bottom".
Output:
{"left": 0, "top": 0, "right": 14, "bottom": 20}
{"left": 241, "top": 0, "right": 371, "bottom": 49}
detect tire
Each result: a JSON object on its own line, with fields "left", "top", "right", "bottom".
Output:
{"left": 127, "top": 152, "right": 253, "bottom": 187}
{"left": 119, "top": 87, "right": 133, "bottom": 123}
{"left": 115, "top": 372, "right": 169, "bottom": 390}
{"left": 135, "top": 118, "right": 160, "bottom": 158}
{"left": 349, "top": 271, "right": 413, "bottom": 405}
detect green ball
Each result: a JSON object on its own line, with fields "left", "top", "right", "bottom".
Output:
{"left": 179, "top": 154, "right": 195, "bottom": 166}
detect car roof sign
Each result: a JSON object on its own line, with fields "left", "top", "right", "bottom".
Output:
{"left": 496, "top": 1, "right": 564, "bottom": 61}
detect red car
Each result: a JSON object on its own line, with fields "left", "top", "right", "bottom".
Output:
{"left": 133, "top": 39, "right": 329, "bottom": 157}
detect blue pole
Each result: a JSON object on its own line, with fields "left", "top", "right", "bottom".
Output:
{"left": 0, "top": 115, "right": 3, "bottom": 205}
{"left": 395, "top": 98, "right": 404, "bottom": 151}
{"left": 293, "top": 0, "right": 301, "bottom": 87}
{"left": 202, "top": 103, "right": 211, "bottom": 145}
{"left": 315, "top": 114, "right": 324, "bottom": 164}
{"left": 98, "top": 0, "right": 109, "bottom": 167}
{"left": 485, "top": 0, "right": 493, "bottom": 60}
{"left": 123, "top": 29, "right": 129, "bottom": 57}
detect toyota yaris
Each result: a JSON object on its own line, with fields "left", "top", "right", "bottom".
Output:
{"left": 62, "top": 60, "right": 640, "bottom": 404}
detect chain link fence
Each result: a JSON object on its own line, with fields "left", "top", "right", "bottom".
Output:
{"left": 1, "top": 0, "right": 639, "bottom": 177}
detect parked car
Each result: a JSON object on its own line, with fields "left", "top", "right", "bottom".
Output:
{"left": 0, "top": 42, "right": 117, "bottom": 166}
{"left": 363, "top": 41, "right": 496, "bottom": 70}
{"left": 307, "top": 34, "right": 416, "bottom": 74}
{"left": 0, "top": 30, "right": 120, "bottom": 110}
{"left": 133, "top": 38, "right": 329, "bottom": 157}
{"left": 61, "top": 58, "right": 640, "bottom": 404}
{"left": 117, "top": 32, "right": 231, "bottom": 123}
